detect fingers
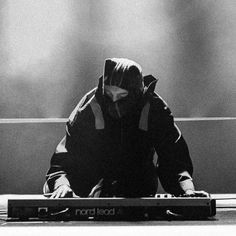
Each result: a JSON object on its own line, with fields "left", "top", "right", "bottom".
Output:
{"left": 184, "top": 189, "right": 195, "bottom": 195}
{"left": 72, "top": 192, "right": 81, "bottom": 198}
{"left": 187, "top": 190, "right": 209, "bottom": 197}
{"left": 55, "top": 187, "right": 64, "bottom": 198}
{"left": 43, "top": 193, "right": 53, "bottom": 198}
{"left": 50, "top": 185, "right": 73, "bottom": 199}
{"left": 61, "top": 187, "right": 68, "bottom": 198}
{"left": 196, "top": 190, "right": 209, "bottom": 197}
{"left": 182, "top": 190, "right": 209, "bottom": 197}
{"left": 50, "top": 188, "right": 61, "bottom": 199}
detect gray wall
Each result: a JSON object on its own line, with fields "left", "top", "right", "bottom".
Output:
{"left": 0, "top": 0, "right": 236, "bottom": 193}
{"left": 0, "top": 120, "right": 235, "bottom": 194}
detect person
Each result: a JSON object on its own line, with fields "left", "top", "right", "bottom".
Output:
{"left": 44, "top": 58, "right": 206, "bottom": 198}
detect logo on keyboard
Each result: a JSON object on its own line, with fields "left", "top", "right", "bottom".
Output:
{"left": 75, "top": 208, "right": 116, "bottom": 217}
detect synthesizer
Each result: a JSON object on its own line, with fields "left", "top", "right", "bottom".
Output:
{"left": 8, "top": 194, "right": 216, "bottom": 221}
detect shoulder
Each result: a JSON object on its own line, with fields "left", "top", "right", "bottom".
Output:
{"left": 68, "top": 88, "right": 97, "bottom": 127}
{"left": 145, "top": 92, "right": 176, "bottom": 131}
{"left": 149, "top": 92, "right": 172, "bottom": 116}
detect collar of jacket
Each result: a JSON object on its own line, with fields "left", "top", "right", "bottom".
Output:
{"left": 91, "top": 74, "right": 158, "bottom": 131}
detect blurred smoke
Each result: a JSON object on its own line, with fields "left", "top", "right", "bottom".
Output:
{"left": 0, "top": 0, "right": 235, "bottom": 118}
{"left": 162, "top": 0, "right": 236, "bottom": 117}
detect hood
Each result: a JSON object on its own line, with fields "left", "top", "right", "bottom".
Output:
{"left": 95, "top": 58, "right": 158, "bottom": 104}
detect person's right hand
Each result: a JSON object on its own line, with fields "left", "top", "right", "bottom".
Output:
{"left": 50, "top": 185, "right": 75, "bottom": 198}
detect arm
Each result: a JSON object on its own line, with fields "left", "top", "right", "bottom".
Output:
{"left": 44, "top": 89, "right": 97, "bottom": 198}
{"left": 44, "top": 122, "right": 78, "bottom": 198}
{"left": 149, "top": 95, "right": 194, "bottom": 195}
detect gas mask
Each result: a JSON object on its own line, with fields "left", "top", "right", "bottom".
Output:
{"left": 103, "top": 58, "right": 144, "bottom": 119}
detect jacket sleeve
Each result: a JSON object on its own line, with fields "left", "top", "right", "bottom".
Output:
{"left": 43, "top": 120, "right": 78, "bottom": 193}
{"left": 149, "top": 95, "right": 194, "bottom": 195}
{"left": 43, "top": 88, "right": 97, "bottom": 194}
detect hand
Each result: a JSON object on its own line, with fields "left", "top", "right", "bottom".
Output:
{"left": 184, "top": 189, "right": 209, "bottom": 197}
{"left": 50, "top": 185, "right": 76, "bottom": 199}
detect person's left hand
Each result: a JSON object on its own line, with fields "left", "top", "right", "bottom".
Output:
{"left": 184, "top": 189, "right": 209, "bottom": 197}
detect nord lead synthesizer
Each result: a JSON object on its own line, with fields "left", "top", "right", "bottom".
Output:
{"left": 8, "top": 194, "right": 216, "bottom": 221}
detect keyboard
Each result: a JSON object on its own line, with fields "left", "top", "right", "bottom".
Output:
{"left": 8, "top": 194, "right": 216, "bottom": 221}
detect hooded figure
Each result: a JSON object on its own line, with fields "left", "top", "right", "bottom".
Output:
{"left": 44, "top": 58, "right": 195, "bottom": 198}
{"left": 102, "top": 58, "right": 144, "bottom": 119}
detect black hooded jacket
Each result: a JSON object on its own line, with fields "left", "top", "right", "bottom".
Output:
{"left": 44, "top": 75, "right": 194, "bottom": 197}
